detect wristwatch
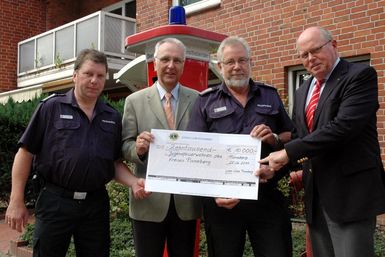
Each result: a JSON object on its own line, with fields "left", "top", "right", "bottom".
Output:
{"left": 272, "top": 133, "right": 283, "bottom": 149}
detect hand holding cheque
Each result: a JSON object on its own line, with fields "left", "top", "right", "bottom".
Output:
{"left": 145, "top": 129, "right": 267, "bottom": 200}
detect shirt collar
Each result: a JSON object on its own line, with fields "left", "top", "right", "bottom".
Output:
{"left": 156, "top": 82, "right": 180, "bottom": 101}
{"left": 312, "top": 57, "right": 341, "bottom": 85}
{"left": 59, "top": 88, "right": 112, "bottom": 114}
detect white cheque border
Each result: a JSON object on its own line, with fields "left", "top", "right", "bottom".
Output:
{"left": 145, "top": 129, "right": 261, "bottom": 200}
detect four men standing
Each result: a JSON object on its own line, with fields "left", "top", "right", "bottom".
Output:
{"left": 4, "top": 26, "right": 385, "bottom": 257}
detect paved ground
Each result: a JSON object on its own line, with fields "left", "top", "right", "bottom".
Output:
{"left": 0, "top": 212, "right": 34, "bottom": 256}
{"left": 0, "top": 219, "right": 21, "bottom": 256}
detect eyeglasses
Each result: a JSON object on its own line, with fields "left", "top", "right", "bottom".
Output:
{"left": 155, "top": 57, "right": 184, "bottom": 65}
{"left": 298, "top": 40, "right": 331, "bottom": 60}
{"left": 221, "top": 57, "right": 250, "bottom": 67}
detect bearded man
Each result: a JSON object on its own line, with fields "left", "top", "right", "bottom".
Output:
{"left": 187, "top": 36, "right": 293, "bottom": 257}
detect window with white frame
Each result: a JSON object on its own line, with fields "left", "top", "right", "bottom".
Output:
{"left": 172, "top": 0, "right": 221, "bottom": 15}
{"left": 287, "top": 56, "right": 370, "bottom": 117}
{"left": 103, "top": 0, "right": 136, "bottom": 18}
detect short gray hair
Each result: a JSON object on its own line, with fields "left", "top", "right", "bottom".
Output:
{"left": 154, "top": 37, "right": 186, "bottom": 60}
{"left": 318, "top": 27, "right": 333, "bottom": 41}
{"left": 217, "top": 36, "right": 251, "bottom": 62}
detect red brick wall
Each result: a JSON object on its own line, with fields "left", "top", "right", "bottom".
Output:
{"left": 79, "top": 0, "right": 121, "bottom": 16}
{"left": 45, "top": 0, "right": 80, "bottom": 30}
{"left": 44, "top": 0, "right": 121, "bottom": 30}
{"left": 136, "top": 0, "right": 171, "bottom": 31}
{"left": 0, "top": 0, "right": 123, "bottom": 93}
{"left": 137, "top": 0, "right": 385, "bottom": 161}
{"left": 0, "top": 0, "right": 46, "bottom": 92}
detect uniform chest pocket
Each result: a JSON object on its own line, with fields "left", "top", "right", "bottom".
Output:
{"left": 54, "top": 120, "right": 81, "bottom": 149}
{"left": 97, "top": 122, "right": 119, "bottom": 160}
{"left": 99, "top": 121, "right": 118, "bottom": 134}
{"left": 255, "top": 106, "right": 279, "bottom": 115}
{"left": 253, "top": 106, "right": 279, "bottom": 125}
{"left": 207, "top": 107, "right": 237, "bottom": 133}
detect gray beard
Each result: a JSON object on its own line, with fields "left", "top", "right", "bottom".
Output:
{"left": 224, "top": 78, "right": 249, "bottom": 88}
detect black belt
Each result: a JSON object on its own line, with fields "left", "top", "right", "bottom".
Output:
{"left": 43, "top": 183, "right": 104, "bottom": 200}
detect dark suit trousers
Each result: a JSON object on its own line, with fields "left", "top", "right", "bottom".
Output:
{"left": 33, "top": 187, "right": 110, "bottom": 257}
{"left": 132, "top": 197, "right": 197, "bottom": 257}
{"left": 309, "top": 195, "right": 376, "bottom": 257}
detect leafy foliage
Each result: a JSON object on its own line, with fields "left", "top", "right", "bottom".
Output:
{"left": 0, "top": 96, "right": 46, "bottom": 206}
{"left": 107, "top": 181, "right": 130, "bottom": 219}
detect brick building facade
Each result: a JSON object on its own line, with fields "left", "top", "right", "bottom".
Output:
{"left": 0, "top": 0, "right": 124, "bottom": 93}
{"left": 1, "top": 0, "right": 385, "bottom": 162}
{"left": 0, "top": 0, "right": 384, "bottom": 228}
{"left": 135, "top": 0, "right": 385, "bottom": 161}
{"left": 0, "top": 0, "right": 46, "bottom": 92}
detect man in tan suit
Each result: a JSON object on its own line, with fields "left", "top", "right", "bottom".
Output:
{"left": 121, "top": 38, "right": 201, "bottom": 257}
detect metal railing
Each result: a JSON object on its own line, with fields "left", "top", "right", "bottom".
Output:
{"left": 17, "top": 11, "right": 136, "bottom": 76}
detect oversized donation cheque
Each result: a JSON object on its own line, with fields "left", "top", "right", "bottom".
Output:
{"left": 145, "top": 129, "right": 262, "bottom": 200}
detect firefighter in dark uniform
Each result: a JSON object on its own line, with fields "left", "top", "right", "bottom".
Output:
{"left": 5, "top": 49, "right": 149, "bottom": 257}
{"left": 187, "top": 36, "right": 293, "bottom": 257}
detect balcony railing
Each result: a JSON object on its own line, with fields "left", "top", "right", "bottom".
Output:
{"left": 17, "top": 11, "right": 136, "bottom": 76}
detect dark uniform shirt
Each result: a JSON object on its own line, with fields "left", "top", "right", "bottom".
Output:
{"left": 19, "top": 89, "right": 122, "bottom": 191}
{"left": 187, "top": 79, "right": 293, "bottom": 193}
{"left": 188, "top": 79, "right": 292, "bottom": 144}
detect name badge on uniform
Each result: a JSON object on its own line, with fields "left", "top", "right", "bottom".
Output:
{"left": 257, "top": 104, "right": 272, "bottom": 108}
{"left": 60, "top": 114, "right": 73, "bottom": 119}
{"left": 102, "top": 119, "right": 116, "bottom": 124}
{"left": 214, "top": 106, "right": 227, "bottom": 113}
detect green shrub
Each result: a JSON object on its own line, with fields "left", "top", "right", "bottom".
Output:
{"left": 375, "top": 229, "right": 385, "bottom": 257}
{"left": 0, "top": 96, "right": 46, "bottom": 206}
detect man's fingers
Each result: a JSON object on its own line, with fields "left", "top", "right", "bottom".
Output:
{"left": 259, "top": 156, "right": 269, "bottom": 164}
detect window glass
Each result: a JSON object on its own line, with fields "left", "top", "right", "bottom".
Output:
{"left": 56, "top": 26, "right": 74, "bottom": 61}
{"left": 36, "top": 33, "right": 53, "bottom": 67}
{"left": 125, "top": 1, "right": 136, "bottom": 18}
{"left": 173, "top": 0, "right": 221, "bottom": 15}
{"left": 19, "top": 41, "right": 35, "bottom": 73}
{"left": 180, "top": 0, "right": 201, "bottom": 5}
{"left": 103, "top": 0, "right": 136, "bottom": 18}
{"left": 76, "top": 16, "right": 99, "bottom": 54}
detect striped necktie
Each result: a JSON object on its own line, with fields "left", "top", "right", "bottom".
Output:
{"left": 305, "top": 80, "right": 324, "bottom": 132}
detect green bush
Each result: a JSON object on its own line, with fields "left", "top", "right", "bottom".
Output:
{"left": 21, "top": 217, "right": 385, "bottom": 257}
{"left": 0, "top": 96, "right": 46, "bottom": 206}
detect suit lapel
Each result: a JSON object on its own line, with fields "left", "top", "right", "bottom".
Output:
{"left": 147, "top": 84, "right": 169, "bottom": 129}
{"left": 313, "top": 60, "right": 348, "bottom": 129}
{"left": 297, "top": 79, "right": 312, "bottom": 133}
{"left": 175, "top": 86, "right": 192, "bottom": 129}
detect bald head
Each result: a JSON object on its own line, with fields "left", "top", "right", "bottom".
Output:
{"left": 296, "top": 26, "right": 339, "bottom": 80}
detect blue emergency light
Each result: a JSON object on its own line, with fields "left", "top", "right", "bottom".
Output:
{"left": 169, "top": 5, "right": 186, "bottom": 25}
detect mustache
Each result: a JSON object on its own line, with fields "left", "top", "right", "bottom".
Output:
{"left": 224, "top": 78, "right": 249, "bottom": 88}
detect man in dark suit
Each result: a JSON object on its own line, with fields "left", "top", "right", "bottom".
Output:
{"left": 121, "top": 38, "right": 201, "bottom": 257}
{"left": 259, "top": 26, "right": 385, "bottom": 257}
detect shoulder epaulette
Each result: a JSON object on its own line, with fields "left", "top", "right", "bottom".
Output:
{"left": 199, "top": 86, "right": 219, "bottom": 96}
{"left": 256, "top": 82, "right": 277, "bottom": 91}
{"left": 105, "top": 102, "right": 118, "bottom": 111}
{"left": 40, "top": 93, "right": 65, "bottom": 102}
